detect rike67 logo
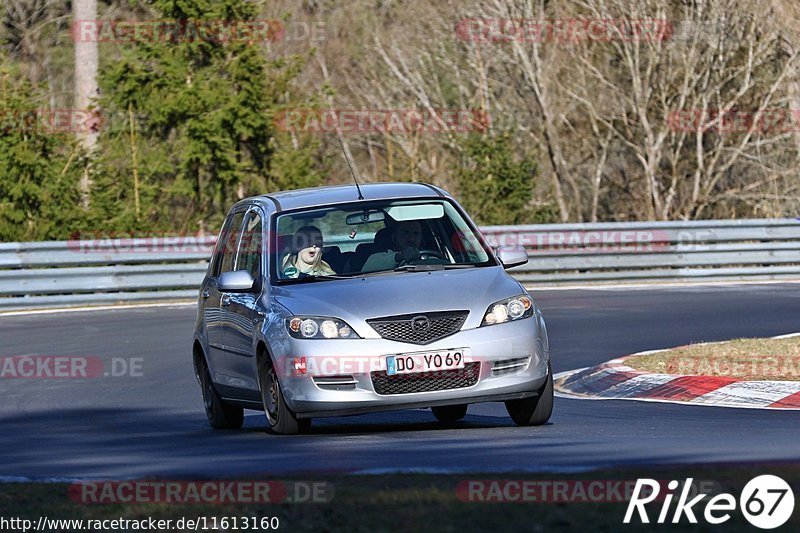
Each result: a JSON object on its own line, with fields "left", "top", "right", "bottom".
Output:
{"left": 624, "top": 475, "right": 795, "bottom": 529}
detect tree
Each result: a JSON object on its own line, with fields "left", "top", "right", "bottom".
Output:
{"left": 456, "top": 133, "right": 553, "bottom": 225}
{"left": 0, "top": 71, "right": 86, "bottom": 241}
{"left": 91, "top": 0, "right": 323, "bottom": 233}
{"left": 1, "top": 0, "right": 68, "bottom": 86}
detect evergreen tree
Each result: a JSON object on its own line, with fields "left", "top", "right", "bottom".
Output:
{"left": 0, "top": 72, "right": 87, "bottom": 241}
{"left": 455, "top": 133, "right": 554, "bottom": 226}
{"left": 92, "top": 0, "right": 323, "bottom": 233}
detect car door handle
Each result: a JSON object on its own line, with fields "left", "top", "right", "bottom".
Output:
{"left": 202, "top": 290, "right": 210, "bottom": 299}
{"left": 221, "top": 294, "right": 231, "bottom": 306}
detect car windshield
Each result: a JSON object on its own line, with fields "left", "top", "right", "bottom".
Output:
{"left": 272, "top": 199, "right": 494, "bottom": 282}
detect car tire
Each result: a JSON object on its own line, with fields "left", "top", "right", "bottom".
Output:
{"left": 259, "top": 356, "right": 310, "bottom": 435}
{"left": 431, "top": 404, "right": 468, "bottom": 423}
{"left": 505, "top": 362, "right": 554, "bottom": 426}
{"left": 200, "top": 365, "right": 244, "bottom": 430}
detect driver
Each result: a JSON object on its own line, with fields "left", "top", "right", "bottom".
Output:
{"left": 361, "top": 220, "right": 423, "bottom": 272}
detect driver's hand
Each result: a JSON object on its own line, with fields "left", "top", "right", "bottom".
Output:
{"left": 395, "top": 246, "right": 420, "bottom": 264}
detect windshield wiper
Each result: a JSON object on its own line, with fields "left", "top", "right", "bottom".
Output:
{"left": 394, "top": 264, "right": 446, "bottom": 272}
{"left": 278, "top": 274, "right": 351, "bottom": 284}
{"left": 394, "top": 263, "right": 483, "bottom": 272}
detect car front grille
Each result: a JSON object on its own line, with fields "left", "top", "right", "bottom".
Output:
{"left": 371, "top": 362, "right": 481, "bottom": 395}
{"left": 367, "top": 311, "right": 469, "bottom": 345}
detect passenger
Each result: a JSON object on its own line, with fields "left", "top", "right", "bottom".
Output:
{"left": 361, "top": 220, "right": 423, "bottom": 272}
{"left": 281, "top": 226, "right": 336, "bottom": 278}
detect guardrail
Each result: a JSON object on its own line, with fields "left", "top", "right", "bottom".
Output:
{"left": 481, "top": 218, "right": 800, "bottom": 284}
{"left": 1, "top": 218, "right": 799, "bottom": 310}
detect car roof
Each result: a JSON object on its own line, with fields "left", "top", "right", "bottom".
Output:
{"left": 237, "top": 182, "right": 450, "bottom": 212}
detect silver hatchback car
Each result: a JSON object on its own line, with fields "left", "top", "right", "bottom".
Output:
{"left": 193, "top": 182, "right": 552, "bottom": 434}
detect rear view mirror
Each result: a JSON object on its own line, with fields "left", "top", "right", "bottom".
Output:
{"left": 218, "top": 270, "right": 257, "bottom": 293}
{"left": 346, "top": 210, "right": 386, "bottom": 225}
{"left": 495, "top": 245, "right": 528, "bottom": 269}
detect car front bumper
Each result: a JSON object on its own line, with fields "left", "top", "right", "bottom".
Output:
{"left": 273, "top": 314, "right": 549, "bottom": 418}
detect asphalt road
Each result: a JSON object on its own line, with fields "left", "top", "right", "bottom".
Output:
{"left": 1, "top": 284, "right": 799, "bottom": 480}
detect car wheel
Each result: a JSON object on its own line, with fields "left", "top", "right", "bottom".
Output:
{"left": 200, "top": 365, "right": 244, "bottom": 429}
{"left": 431, "top": 404, "right": 468, "bottom": 423}
{"left": 505, "top": 362, "right": 554, "bottom": 426}
{"left": 259, "top": 356, "right": 310, "bottom": 435}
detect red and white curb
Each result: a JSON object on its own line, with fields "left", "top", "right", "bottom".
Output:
{"left": 554, "top": 333, "right": 800, "bottom": 410}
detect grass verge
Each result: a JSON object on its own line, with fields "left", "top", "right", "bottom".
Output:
{"left": 624, "top": 337, "right": 800, "bottom": 381}
{"left": 0, "top": 465, "right": 798, "bottom": 532}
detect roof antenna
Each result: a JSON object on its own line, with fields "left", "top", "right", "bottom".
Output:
{"left": 337, "top": 136, "right": 364, "bottom": 200}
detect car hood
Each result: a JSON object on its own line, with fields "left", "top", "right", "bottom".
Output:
{"left": 272, "top": 266, "right": 523, "bottom": 332}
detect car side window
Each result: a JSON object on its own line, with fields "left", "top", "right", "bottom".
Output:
{"left": 210, "top": 214, "right": 235, "bottom": 277}
{"left": 236, "top": 210, "right": 262, "bottom": 279}
{"left": 215, "top": 211, "right": 246, "bottom": 276}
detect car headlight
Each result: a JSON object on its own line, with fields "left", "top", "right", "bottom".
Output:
{"left": 286, "top": 316, "right": 360, "bottom": 339}
{"left": 481, "top": 295, "right": 534, "bottom": 326}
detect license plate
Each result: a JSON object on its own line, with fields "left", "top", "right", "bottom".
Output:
{"left": 385, "top": 349, "right": 468, "bottom": 376}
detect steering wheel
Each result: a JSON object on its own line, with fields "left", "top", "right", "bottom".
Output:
{"left": 418, "top": 249, "right": 446, "bottom": 261}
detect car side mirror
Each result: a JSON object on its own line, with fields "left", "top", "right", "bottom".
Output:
{"left": 218, "top": 270, "right": 258, "bottom": 293}
{"left": 495, "top": 245, "right": 528, "bottom": 269}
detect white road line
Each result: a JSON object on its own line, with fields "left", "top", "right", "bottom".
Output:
{"left": 0, "top": 475, "right": 118, "bottom": 483}
{"left": 0, "top": 301, "right": 195, "bottom": 317}
{"left": 2, "top": 279, "right": 797, "bottom": 315}
{"left": 554, "top": 390, "right": 800, "bottom": 410}
{"left": 772, "top": 332, "right": 800, "bottom": 339}
{"left": 553, "top": 368, "right": 587, "bottom": 381}
{"left": 525, "top": 279, "right": 800, "bottom": 291}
